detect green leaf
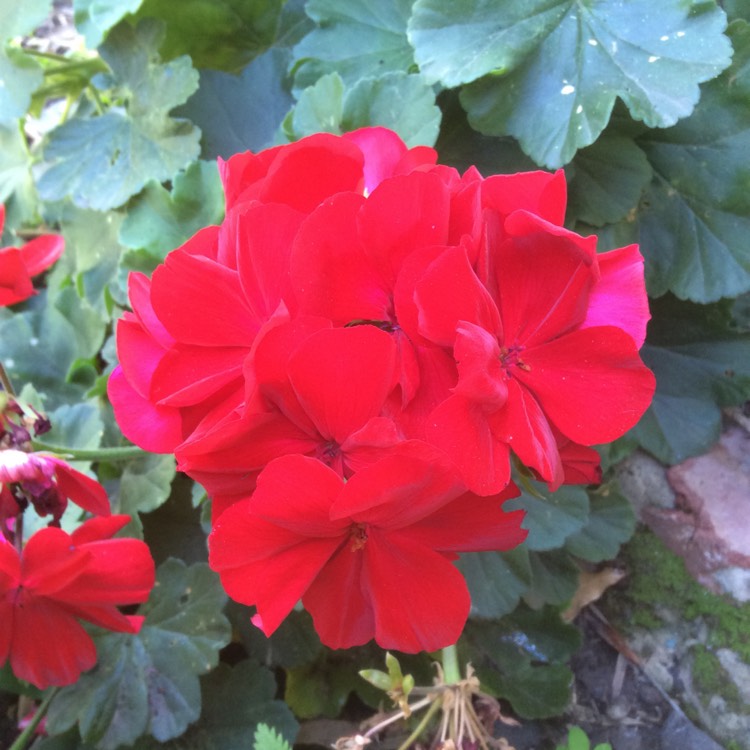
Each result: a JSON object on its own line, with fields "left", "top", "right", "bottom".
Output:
{"left": 292, "top": 0, "right": 415, "bottom": 89}
{"left": 0, "top": 290, "right": 105, "bottom": 407}
{"left": 631, "top": 297, "right": 750, "bottom": 464}
{"left": 0, "top": 47, "right": 43, "bottom": 125}
{"left": 179, "top": 50, "right": 295, "bottom": 159}
{"left": 44, "top": 402, "right": 105, "bottom": 450}
{"left": 505, "top": 482, "right": 589, "bottom": 551}
{"left": 72, "top": 0, "right": 145, "bottom": 48}
{"left": 254, "top": 722, "right": 294, "bottom": 750}
{"left": 458, "top": 546, "right": 532, "bottom": 619}
{"left": 283, "top": 70, "right": 440, "bottom": 146}
{"left": 133, "top": 0, "right": 284, "bottom": 72}
{"left": 117, "top": 454, "right": 176, "bottom": 515}
{"left": 461, "top": 606, "right": 580, "bottom": 718}
{"left": 564, "top": 486, "right": 636, "bottom": 562}
{"left": 448, "top": 0, "right": 732, "bottom": 167}
{"left": 632, "top": 20, "right": 750, "bottom": 302}
{"left": 120, "top": 160, "right": 224, "bottom": 259}
{"left": 234, "top": 606, "right": 323, "bottom": 670}
{"left": 0, "top": 124, "right": 37, "bottom": 223}
{"left": 38, "top": 20, "right": 200, "bottom": 211}
{"left": 46, "top": 204, "right": 124, "bottom": 319}
{"left": 566, "top": 132, "right": 652, "bottom": 226}
{"left": 526, "top": 550, "right": 580, "bottom": 606}
{"left": 131, "top": 662, "right": 298, "bottom": 749}
{"left": 45, "top": 560, "right": 231, "bottom": 749}
{"left": 434, "top": 89, "right": 539, "bottom": 176}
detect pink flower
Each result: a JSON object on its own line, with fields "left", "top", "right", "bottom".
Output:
{"left": 0, "top": 515, "right": 155, "bottom": 689}
{"left": 209, "top": 444, "right": 525, "bottom": 653}
{"left": 0, "top": 449, "right": 110, "bottom": 527}
{"left": 0, "top": 205, "right": 64, "bottom": 307}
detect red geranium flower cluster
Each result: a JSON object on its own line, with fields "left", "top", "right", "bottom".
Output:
{"left": 109, "top": 128, "right": 655, "bottom": 653}
{"left": 0, "top": 205, "right": 63, "bottom": 307}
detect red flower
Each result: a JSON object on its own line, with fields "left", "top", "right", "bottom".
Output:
{"left": 0, "top": 448, "right": 111, "bottom": 528}
{"left": 177, "top": 323, "right": 404, "bottom": 517}
{"left": 0, "top": 515, "right": 155, "bottom": 689}
{"left": 208, "top": 444, "right": 526, "bottom": 653}
{"left": 219, "top": 127, "right": 437, "bottom": 213}
{"left": 415, "top": 182, "right": 655, "bottom": 494}
{"left": 109, "top": 201, "right": 303, "bottom": 453}
{"left": 0, "top": 205, "right": 64, "bottom": 306}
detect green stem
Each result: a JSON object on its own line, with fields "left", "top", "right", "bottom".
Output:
{"left": 0, "top": 362, "right": 16, "bottom": 396}
{"left": 9, "top": 688, "right": 58, "bottom": 750}
{"left": 31, "top": 440, "right": 146, "bottom": 462}
{"left": 395, "top": 696, "right": 442, "bottom": 750}
{"left": 441, "top": 644, "right": 461, "bottom": 685}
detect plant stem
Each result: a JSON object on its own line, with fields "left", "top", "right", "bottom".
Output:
{"left": 0, "top": 362, "right": 16, "bottom": 396}
{"left": 395, "top": 696, "right": 442, "bottom": 750}
{"left": 9, "top": 688, "right": 58, "bottom": 750}
{"left": 31, "top": 440, "right": 146, "bottom": 462}
{"left": 441, "top": 643, "right": 461, "bottom": 685}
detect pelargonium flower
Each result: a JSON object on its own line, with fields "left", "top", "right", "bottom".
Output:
{"left": 0, "top": 448, "right": 110, "bottom": 529}
{"left": 209, "top": 444, "right": 526, "bottom": 653}
{"left": 177, "top": 323, "right": 405, "bottom": 517}
{"left": 0, "top": 205, "right": 64, "bottom": 307}
{"left": 414, "top": 176, "right": 655, "bottom": 494}
{"left": 0, "top": 515, "right": 155, "bottom": 689}
{"left": 109, "top": 128, "right": 441, "bottom": 458}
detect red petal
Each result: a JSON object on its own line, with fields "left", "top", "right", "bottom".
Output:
{"left": 50, "top": 460, "right": 111, "bottom": 517}
{"left": 481, "top": 170, "right": 567, "bottom": 226}
{"left": 426, "top": 395, "right": 511, "bottom": 496}
{"left": 209, "top": 499, "right": 343, "bottom": 635}
{"left": 519, "top": 326, "right": 656, "bottom": 445}
{"left": 20, "top": 234, "right": 64, "bottom": 276}
{"left": 128, "top": 272, "right": 174, "bottom": 349}
{"left": 489, "top": 378, "right": 564, "bottom": 489}
{"left": 582, "top": 244, "right": 650, "bottom": 348}
{"left": 150, "top": 250, "right": 258, "bottom": 346}
{"left": 494, "top": 219, "right": 596, "bottom": 348}
{"left": 358, "top": 171, "right": 450, "bottom": 287}
{"left": 10, "top": 594, "right": 96, "bottom": 688}
{"left": 260, "top": 133, "right": 364, "bottom": 213}
{"left": 232, "top": 203, "right": 303, "bottom": 318}
{"left": 116, "top": 313, "right": 168, "bottom": 399}
{"left": 288, "top": 326, "right": 398, "bottom": 443}
{"left": 0, "top": 247, "right": 34, "bottom": 306}
{"left": 342, "top": 126, "right": 436, "bottom": 193}
{"left": 403, "top": 486, "right": 526, "bottom": 553}
{"left": 151, "top": 344, "right": 244, "bottom": 407}
{"left": 292, "top": 192, "right": 390, "bottom": 322}
{"left": 303, "top": 540, "right": 374, "bottom": 649}
{"left": 452, "top": 321, "right": 508, "bottom": 408}
{"left": 107, "top": 366, "right": 184, "bottom": 453}
{"left": 246, "top": 455, "right": 348, "bottom": 536}
{"left": 416, "top": 245, "right": 501, "bottom": 348}
{"left": 332, "top": 441, "right": 465, "bottom": 526}
{"left": 363, "top": 529, "right": 471, "bottom": 653}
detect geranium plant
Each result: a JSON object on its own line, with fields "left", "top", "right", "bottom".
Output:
{"left": 0, "top": 2, "right": 748, "bottom": 749}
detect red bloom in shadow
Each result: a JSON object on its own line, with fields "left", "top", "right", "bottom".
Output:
{"left": 208, "top": 444, "right": 525, "bottom": 653}
{"left": 0, "top": 515, "right": 155, "bottom": 689}
{"left": 0, "top": 205, "right": 63, "bottom": 307}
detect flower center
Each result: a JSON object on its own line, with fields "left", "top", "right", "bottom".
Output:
{"left": 499, "top": 344, "right": 531, "bottom": 375}
{"left": 349, "top": 523, "right": 368, "bottom": 552}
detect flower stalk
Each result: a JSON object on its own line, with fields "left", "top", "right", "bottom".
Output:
{"left": 8, "top": 688, "right": 58, "bottom": 750}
